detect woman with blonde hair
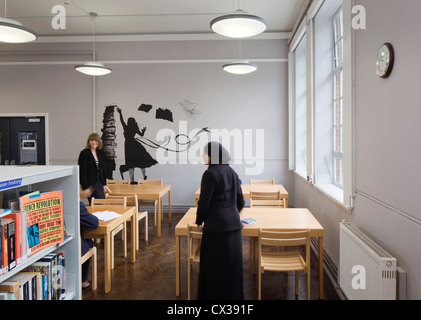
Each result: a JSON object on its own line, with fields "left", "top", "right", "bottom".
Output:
{"left": 78, "top": 133, "right": 111, "bottom": 204}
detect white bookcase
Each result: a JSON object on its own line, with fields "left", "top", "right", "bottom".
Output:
{"left": 0, "top": 165, "right": 81, "bottom": 300}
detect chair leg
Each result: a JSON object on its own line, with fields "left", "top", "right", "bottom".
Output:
{"left": 144, "top": 213, "right": 148, "bottom": 242}
{"left": 92, "top": 247, "right": 97, "bottom": 291}
{"left": 123, "top": 222, "right": 127, "bottom": 258}
{"left": 307, "top": 269, "right": 311, "bottom": 300}
{"left": 295, "top": 271, "right": 299, "bottom": 296}
{"left": 188, "top": 261, "right": 191, "bottom": 300}
{"left": 258, "top": 267, "right": 261, "bottom": 300}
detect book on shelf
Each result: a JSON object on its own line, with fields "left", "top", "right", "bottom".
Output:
{"left": 0, "top": 280, "right": 20, "bottom": 300}
{"left": 1, "top": 218, "right": 16, "bottom": 273}
{"left": 28, "top": 252, "right": 66, "bottom": 300}
{"left": 7, "top": 272, "right": 39, "bottom": 300}
{"left": 19, "top": 190, "right": 64, "bottom": 257}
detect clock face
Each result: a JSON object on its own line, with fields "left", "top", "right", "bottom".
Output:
{"left": 376, "top": 43, "right": 394, "bottom": 78}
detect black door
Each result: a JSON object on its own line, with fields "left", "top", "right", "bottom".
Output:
{"left": 0, "top": 117, "right": 46, "bottom": 165}
{"left": 0, "top": 117, "right": 11, "bottom": 165}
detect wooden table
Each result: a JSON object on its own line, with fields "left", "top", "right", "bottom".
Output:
{"left": 195, "top": 184, "right": 289, "bottom": 207}
{"left": 106, "top": 183, "right": 172, "bottom": 237}
{"left": 174, "top": 207, "right": 324, "bottom": 299}
{"left": 84, "top": 205, "right": 137, "bottom": 293}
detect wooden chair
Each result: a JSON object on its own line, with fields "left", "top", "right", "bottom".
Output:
{"left": 258, "top": 228, "right": 311, "bottom": 300}
{"left": 106, "top": 178, "right": 130, "bottom": 185}
{"left": 138, "top": 179, "right": 163, "bottom": 227}
{"left": 249, "top": 190, "right": 287, "bottom": 208}
{"left": 80, "top": 246, "right": 97, "bottom": 291}
{"left": 91, "top": 197, "right": 127, "bottom": 269}
{"left": 250, "top": 178, "right": 275, "bottom": 185}
{"left": 187, "top": 223, "right": 202, "bottom": 300}
{"left": 107, "top": 194, "right": 148, "bottom": 250}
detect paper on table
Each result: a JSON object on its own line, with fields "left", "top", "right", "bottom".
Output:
{"left": 92, "top": 210, "right": 121, "bottom": 221}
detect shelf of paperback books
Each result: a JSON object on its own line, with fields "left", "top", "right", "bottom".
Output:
{"left": 0, "top": 166, "right": 81, "bottom": 300}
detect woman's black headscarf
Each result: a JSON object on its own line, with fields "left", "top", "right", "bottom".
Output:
{"left": 204, "top": 141, "right": 231, "bottom": 165}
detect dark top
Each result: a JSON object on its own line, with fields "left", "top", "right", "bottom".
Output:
{"left": 79, "top": 201, "right": 99, "bottom": 255}
{"left": 195, "top": 164, "right": 244, "bottom": 232}
{"left": 78, "top": 148, "right": 107, "bottom": 190}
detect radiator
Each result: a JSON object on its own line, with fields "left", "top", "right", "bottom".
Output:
{"left": 339, "top": 221, "right": 397, "bottom": 300}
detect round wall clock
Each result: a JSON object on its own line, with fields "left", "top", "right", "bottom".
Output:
{"left": 376, "top": 43, "right": 394, "bottom": 78}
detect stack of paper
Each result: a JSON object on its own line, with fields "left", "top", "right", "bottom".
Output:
{"left": 92, "top": 211, "right": 121, "bottom": 221}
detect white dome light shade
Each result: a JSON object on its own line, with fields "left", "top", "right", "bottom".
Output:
{"left": 75, "top": 61, "right": 112, "bottom": 76}
{"left": 0, "top": 18, "right": 38, "bottom": 43}
{"left": 210, "top": 10, "right": 267, "bottom": 38}
{"left": 223, "top": 60, "right": 258, "bottom": 75}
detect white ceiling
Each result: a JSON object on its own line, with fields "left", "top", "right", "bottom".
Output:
{"left": 5, "top": 0, "right": 306, "bottom": 39}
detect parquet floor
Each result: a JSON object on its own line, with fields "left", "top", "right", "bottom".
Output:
{"left": 82, "top": 212, "right": 340, "bottom": 301}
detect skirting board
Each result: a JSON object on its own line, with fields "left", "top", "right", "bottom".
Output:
{"left": 310, "top": 237, "right": 347, "bottom": 300}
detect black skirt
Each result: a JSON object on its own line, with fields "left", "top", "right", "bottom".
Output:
{"left": 197, "top": 229, "right": 244, "bottom": 300}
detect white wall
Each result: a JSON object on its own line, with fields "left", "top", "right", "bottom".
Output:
{"left": 0, "top": 38, "right": 292, "bottom": 209}
{"left": 293, "top": 0, "right": 421, "bottom": 299}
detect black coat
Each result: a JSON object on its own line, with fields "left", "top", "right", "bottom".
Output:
{"left": 79, "top": 201, "right": 99, "bottom": 255}
{"left": 195, "top": 164, "right": 244, "bottom": 232}
{"left": 78, "top": 148, "right": 107, "bottom": 190}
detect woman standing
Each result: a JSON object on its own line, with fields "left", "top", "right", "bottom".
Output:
{"left": 78, "top": 133, "right": 111, "bottom": 204}
{"left": 195, "top": 141, "right": 245, "bottom": 300}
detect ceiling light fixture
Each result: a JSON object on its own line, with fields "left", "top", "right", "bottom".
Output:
{"left": 210, "top": 9, "right": 266, "bottom": 38}
{"left": 0, "top": 0, "right": 38, "bottom": 43}
{"left": 74, "top": 11, "right": 112, "bottom": 76}
{"left": 223, "top": 59, "right": 257, "bottom": 74}
{"left": 223, "top": 40, "right": 257, "bottom": 75}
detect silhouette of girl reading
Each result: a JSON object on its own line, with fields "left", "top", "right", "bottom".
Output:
{"left": 117, "top": 107, "right": 157, "bottom": 182}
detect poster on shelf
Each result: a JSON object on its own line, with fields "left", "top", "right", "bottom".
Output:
{"left": 19, "top": 190, "right": 64, "bottom": 256}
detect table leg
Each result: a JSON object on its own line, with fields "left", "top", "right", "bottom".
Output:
{"left": 131, "top": 212, "right": 136, "bottom": 263}
{"left": 318, "top": 237, "right": 324, "bottom": 299}
{"left": 157, "top": 196, "right": 162, "bottom": 237}
{"left": 176, "top": 235, "right": 180, "bottom": 296}
{"left": 168, "top": 189, "right": 172, "bottom": 224}
{"left": 104, "top": 234, "right": 111, "bottom": 294}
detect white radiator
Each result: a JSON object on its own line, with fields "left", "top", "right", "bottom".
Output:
{"left": 339, "top": 221, "right": 397, "bottom": 300}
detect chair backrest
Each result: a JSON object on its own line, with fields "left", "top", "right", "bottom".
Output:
{"left": 259, "top": 229, "right": 310, "bottom": 248}
{"left": 187, "top": 223, "right": 202, "bottom": 262}
{"left": 258, "top": 228, "right": 311, "bottom": 270}
{"left": 91, "top": 197, "right": 127, "bottom": 208}
{"left": 107, "top": 179, "right": 130, "bottom": 185}
{"left": 106, "top": 194, "right": 138, "bottom": 211}
{"left": 250, "top": 178, "right": 275, "bottom": 185}
{"left": 250, "top": 190, "right": 286, "bottom": 207}
{"left": 138, "top": 178, "right": 163, "bottom": 185}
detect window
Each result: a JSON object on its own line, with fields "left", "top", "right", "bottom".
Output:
{"left": 333, "top": 8, "right": 344, "bottom": 188}
{"left": 289, "top": 0, "right": 354, "bottom": 208}
{"left": 294, "top": 35, "right": 307, "bottom": 178}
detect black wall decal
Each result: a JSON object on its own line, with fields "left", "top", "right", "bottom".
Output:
{"left": 138, "top": 104, "right": 153, "bottom": 113}
{"left": 116, "top": 107, "right": 158, "bottom": 182}
{"left": 101, "top": 105, "right": 118, "bottom": 179}
{"left": 156, "top": 108, "right": 173, "bottom": 122}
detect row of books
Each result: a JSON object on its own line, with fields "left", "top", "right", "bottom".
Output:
{"left": 0, "top": 252, "right": 66, "bottom": 300}
{"left": 0, "top": 190, "right": 65, "bottom": 276}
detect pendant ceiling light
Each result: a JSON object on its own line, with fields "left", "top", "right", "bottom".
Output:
{"left": 210, "top": 9, "right": 266, "bottom": 38}
{"left": 223, "top": 59, "right": 257, "bottom": 75}
{"left": 0, "top": 0, "right": 38, "bottom": 43}
{"left": 223, "top": 40, "right": 257, "bottom": 75}
{"left": 74, "top": 12, "right": 112, "bottom": 76}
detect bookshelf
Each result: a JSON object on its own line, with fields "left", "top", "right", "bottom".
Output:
{"left": 0, "top": 165, "right": 81, "bottom": 300}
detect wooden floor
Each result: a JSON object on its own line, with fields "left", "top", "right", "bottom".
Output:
{"left": 82, "top": 212, "right": 340, "bottom": 301}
